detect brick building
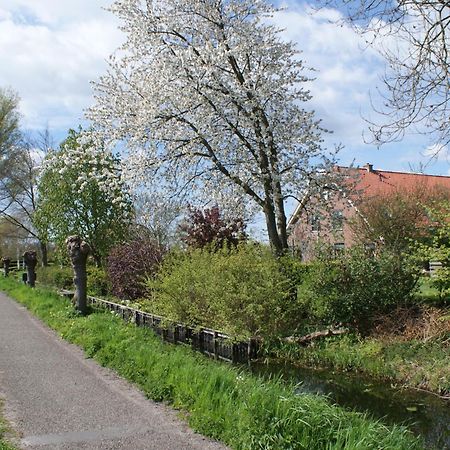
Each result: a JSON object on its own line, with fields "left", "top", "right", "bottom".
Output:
{"left": 287, "top": 164, "right": 450, "bottom": 259}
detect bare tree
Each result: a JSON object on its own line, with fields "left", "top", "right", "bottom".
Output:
{"left": 0, "top": 130, "right": 51, "bottom": 265}
{"left": 0, "top": 88, "right": 21, "bottom": 180}
{"left": 316, "top": 0, "right": 450, "bottom": 148}
{"left": 0, "top": 88, "right": 52, "bottom": 264}
{"left": 349, "top": 182, "right": 450, "bottom": 253}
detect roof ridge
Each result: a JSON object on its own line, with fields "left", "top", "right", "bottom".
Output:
{"left": 337, "top": 165, "right": 450, "bottom": 178}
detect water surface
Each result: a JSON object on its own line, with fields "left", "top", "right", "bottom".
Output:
{"left": 250, "top": 362, "right": 450, "bottom": 449}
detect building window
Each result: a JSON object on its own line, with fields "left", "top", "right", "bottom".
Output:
{"left": 333, "top": 242, "right": 345, "bottom": 253}
{"left": 331, "top": 210, "right": 344, "bottom": 231}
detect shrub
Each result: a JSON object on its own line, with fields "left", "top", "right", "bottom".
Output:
{"left": 87, "top": 266, "right": 109, "bottom": 297}
{"left": 416, "top": 200, "right": 450, "bottom": 299}
{"left": 278, "top": 253, "right": 311, "bottom": 300}
{"left": 107, "top": 238, "right": 166, "bottom": 300}
{"left": 179, "top": 206, "right": 246, "bottom": 249}
{"left": 36, "top": 265, "right": 73, "bottom": 289}
{"left": 144, "top": 244, "right": 306, "bottom": 339}
{"left": 298, "top": 246, "right": 420, "bottom": 328}
{"left": 37, "top": 264, "right": 109, "bottom": 297}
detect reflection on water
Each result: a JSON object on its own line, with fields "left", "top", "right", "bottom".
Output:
{"left": 250, "top": 362, "right": 450, "bottom": 449}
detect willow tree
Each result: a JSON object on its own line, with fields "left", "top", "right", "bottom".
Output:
{"left": 88, "top": 0, "right": 334, "bottom": 253}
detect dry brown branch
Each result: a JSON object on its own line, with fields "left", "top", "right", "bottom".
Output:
{"left": 285, "top": 327, "right": 349, "bottom": 345}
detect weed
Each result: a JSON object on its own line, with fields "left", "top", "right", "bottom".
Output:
{"left": 0, "top": 400, "right": 16, "bottom": 450}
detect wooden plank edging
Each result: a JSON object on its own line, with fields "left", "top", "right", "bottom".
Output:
{"left": 58, "top": 289, "right": 259, "bottom": 363}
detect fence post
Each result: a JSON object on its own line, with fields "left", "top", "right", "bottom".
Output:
{"left": 231, "top": 343, "right": 238, "bottom": 364}
{"left": 198, "top": 329, "right": 204, "bottom": 352}
{"left": 2, "top": 257, "right": 10, "bottom": 277}
{"left": 213, "top": 331, "right": 219, "bottom": 359}
{"left": 248, "top": 338, "right": 258, "bottom": 360}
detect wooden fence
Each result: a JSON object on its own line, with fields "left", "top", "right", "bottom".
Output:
{"left": 3, "top": 260, "right": 24, "bottom": 272}
{"left": 60, "top": 290, "right": 259, "bottom": 364}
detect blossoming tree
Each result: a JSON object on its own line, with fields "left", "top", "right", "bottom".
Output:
{"left": 35, "top": 129, "right": 133, "bottom": 266}
{"left": 88, "top": 0, "right": 334, "bottom": 253}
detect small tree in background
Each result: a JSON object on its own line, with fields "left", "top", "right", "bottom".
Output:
{"left": 107, "top": 238, "right": 166, "bottom": 300}
{"left": 0, "top": 89, "right": 51, "bottom": 265}
{"left": 0, "top": 87, "right": 21, "bottom": 180}
{"left": 35, "top": 128, "right": 133, "bottom": 266}
{"left": 417, "top": 200, "right": 450, "bottom": 299}
{"left": 179, "top": 206, "right": 246, "bottom": 250}
{"left": 349, "top": 184, "right": 449, "bottom": 254}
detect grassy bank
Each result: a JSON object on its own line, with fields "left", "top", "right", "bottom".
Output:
{"left": 268, "top": 278, "right": 449, "bottom": 396}
{"left": 0, "top": 278, "right": 422, "bottom": 450}
{"left": 269, "top": 331, "right": 449, "bottom": 396}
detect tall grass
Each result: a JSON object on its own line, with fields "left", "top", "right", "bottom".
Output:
{"left": 0, "top": 401, "right": 16, "bottom": 450}
{"left": 267, "top": 330, "right": 449, "bottom": 395}
{"left": 0, "top": 278, "right": 422, "bottom": 449}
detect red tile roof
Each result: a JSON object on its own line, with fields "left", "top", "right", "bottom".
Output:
{"left": 340, "top": 165, "right": 450, "bottom": 198}
{"left": 287, "top": 165, "right": 450, "bottom": 229}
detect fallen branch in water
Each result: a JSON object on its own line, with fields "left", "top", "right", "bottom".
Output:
{"left": 285, "top": 327, "right": 348, "bottom": 346}
{"left": 409, "top": 386, "right": 450, "bottom": 401}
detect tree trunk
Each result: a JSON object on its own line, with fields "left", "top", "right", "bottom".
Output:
{"left": 274, "top": 180, "right": 288, "bottom": 250}
{"left": 66, "top": 235, "right": 91, "bottom": 315}
{"left": 264, "top": 201, "right": 284, "bottom": 255}
{"left": 39, "top": 241, "right": 48, "bottom": 267}
{"left": 284, "top": 327, "right": 348, "bottom": 345}
{"left": 23, "top": 251, "right": 37, "bottom": 287}
{"left": 2, "top": 257, "right": 10, "bottom": 277}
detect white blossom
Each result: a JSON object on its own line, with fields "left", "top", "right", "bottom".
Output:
{"left": 87, "top": 0, "right": 337, "bottom": 251}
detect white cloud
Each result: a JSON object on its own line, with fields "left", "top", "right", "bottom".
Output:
{"left": 424, "top": 144, "right": 449, "bottom": 162}
{"left": 0, "top": 0, "right": 446, "bottom": 177}
{"left": 0, "top": 0, "right": 111, "bottom": 27}
{"left": 0, "top": 0, "right": 122, "bottom": 133}
{"left": 271, "top": 3, "right": 385, "bottom": 147}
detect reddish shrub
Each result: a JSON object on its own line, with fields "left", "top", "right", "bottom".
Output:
{"left": 179, "top": 206, "right": 246, "bottom": 249}
{"left": 107, "top": 238, "right": 165, "bottom": 300}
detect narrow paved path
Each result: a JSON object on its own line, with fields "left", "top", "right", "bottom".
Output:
{"left": 0, "top": 292, "right": 227, "bottom": 450}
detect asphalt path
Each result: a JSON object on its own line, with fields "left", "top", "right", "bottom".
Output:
{"left": 0, "top": 292, "right": 228, "bottom": 450}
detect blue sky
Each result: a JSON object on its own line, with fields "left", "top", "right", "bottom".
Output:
{"left": 0, "top": 0, "right": 449, "bottom": 177}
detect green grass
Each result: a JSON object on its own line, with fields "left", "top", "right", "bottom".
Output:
{"left": 415, "top": 278, "right": 449, "bottom": 307}
{"left": 269, "top": 333, "right": 450, "bottom": 395}
{"left": 0, "top": 401, "right": 16, "bottom": 450}
{"left": 0, "top": 277, "right": 423, "bottom": 450}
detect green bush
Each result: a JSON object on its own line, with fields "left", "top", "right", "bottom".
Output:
{"left": 144, "top": 244, "right": 307, "bottom": 339}
{"left": 87, "top": 266, "right": 110, "bottom": 297}
{"left": 36, "top": 264, "right": 109, "bottom": 297}
{"left": 298, "top": 246, "right": 420, "bottom": 328}
{"left": 36, "top": 265, "right": 73, "bottom": 289}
